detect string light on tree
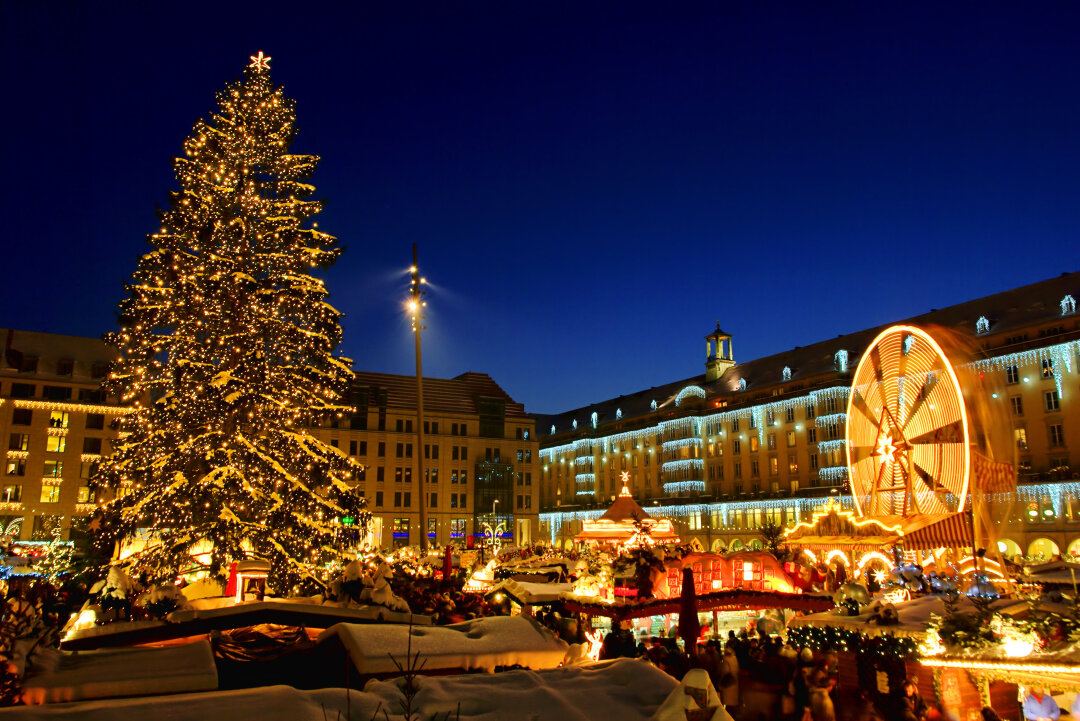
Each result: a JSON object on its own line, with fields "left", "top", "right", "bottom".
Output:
{"left": 90, "top": 53, "right": 368, "bottom": 595}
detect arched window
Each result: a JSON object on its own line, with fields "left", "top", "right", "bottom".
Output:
{"left": 834, "top": 349, "right": 849, "bottom": 373}
{"left": 738, "top": 378, "right": 747, "bottom": 391}
{"left": 975, "top": 316, "right": 990, "bottom": 334}
{"left": 782, "top": 366, "right": 791, "bottom": 381}
{"left": 1062, "top": 294, "right": 1076, "bottom": 316}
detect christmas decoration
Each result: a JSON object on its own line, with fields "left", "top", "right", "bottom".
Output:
{"left": 33, "top": 527, "right": 74, "bottom": 583}
{"left": 91, "top": 54, "right": 367, "bottom": 595}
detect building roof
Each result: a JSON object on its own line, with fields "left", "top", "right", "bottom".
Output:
{"left": 0, "top": 328, "right": 117, "bottom": 380}
{"left": 352, "top": 370, "right": 530, "bottom": 419}
{"left": 535, "top": 270, "right": 1080, "bottom": 439}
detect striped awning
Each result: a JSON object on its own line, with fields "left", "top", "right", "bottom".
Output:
{"left": 901, "top": 512, "right": 973, "bottom": 550}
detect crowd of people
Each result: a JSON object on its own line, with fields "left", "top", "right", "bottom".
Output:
{"left": 588, "top": 625, "right": 1010, "bottom": 721}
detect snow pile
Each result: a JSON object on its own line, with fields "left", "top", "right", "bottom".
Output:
{"left": 328, "top": 559, "right": 411, "bottom": 613}
{"left": 650, "top": 668, "right": 733, "bottom": 721}
{"left": 3, "top": 660, "right": 677, "bottom": 720}
{"left": 21, "top": 640, "right": 217, "bottom": 705}
{"left": 318, "top": 615, "right": 569, "bottom": 674}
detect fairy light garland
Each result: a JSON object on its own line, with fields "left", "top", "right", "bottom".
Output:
{"left": 87, "top": 54, "right": 368, "bottom": 595}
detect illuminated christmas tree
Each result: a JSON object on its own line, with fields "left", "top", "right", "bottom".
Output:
{"left": 92, "top": 52, "right": 367, "bottom": 595}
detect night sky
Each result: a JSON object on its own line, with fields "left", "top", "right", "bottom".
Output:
{"left": 3, "top": 2, "right": 1080, "bottom": 414}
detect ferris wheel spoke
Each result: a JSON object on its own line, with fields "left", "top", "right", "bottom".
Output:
{"left": 849, "top": 389, "right": 881, "bottom": 428}
{"left": 907, "top": 421, "right": 965, "bottom": 446}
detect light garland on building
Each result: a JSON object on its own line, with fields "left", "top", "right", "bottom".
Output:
{"left": 663, "top": 480, "right": 706, "bottom": 494}
{"left": 817, "top": 439, "right": 847, "bottom": 453}
{"left": 818, "top": 466, "right": 849, "bottom": 482}
{"left": 661, "top": 437, "right": 703, "bottom": 451}
{"left": 660, "top": 459, "right": 704, "bottom": 473}
{"left": 674, "top": 385, "right": 706, "bottom": 406}
{"left": 12, "top": 399, "right": 132, "bottom": 415}
{"left": 814, "top": 413, "right": 847, "bottom": 427}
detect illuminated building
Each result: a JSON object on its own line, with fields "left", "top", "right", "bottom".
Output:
{"left": 0, "top": 330, "right": 539, "bottom": 547}
{"left": 0, "top": 329, "right": 122, "bottom": 541}
{"left": 538, "top": 271, "right": 1080, "bottom": 560}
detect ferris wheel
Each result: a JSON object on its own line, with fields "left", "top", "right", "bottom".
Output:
{"left": 846, "top": 325, "right": 971, "bottom": 518}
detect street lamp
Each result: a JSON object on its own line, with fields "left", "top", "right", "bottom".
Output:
{"left": 408, "top": 244, "right": 429, "bottom": 552}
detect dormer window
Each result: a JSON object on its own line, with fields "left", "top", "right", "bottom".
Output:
{"left": 782, "top": 366, "right": 791, "bottom": 382}
{"left": 572, "top": 419, "right": 578, "bottom": 430}
{"left": 550, "top": 424, "right": 556, "bottom": 435}
{"left": 615, "top": 408, "right": 622, "bottom": 420}
{"left": 737, "top": 378, "right": 747, "bottom": 392}
{"left": 902, "top": 333, "right": 914, "bottom": 356}
{"left": 650, "top": 400, "right": 657, "bottom": 411}
{"left": 1062, "top": 294, "right": 1076, "bottom": 316}
{"left": 834, "top": 349, "right": 849, "bottom": 373}
{"left": 975, "top": 316, "right": 990, "bottom": 335}
{"left": 591, "top": 411, "right": 598, "bottom": 429}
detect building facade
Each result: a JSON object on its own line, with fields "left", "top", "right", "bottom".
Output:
{"left": 0, "top": 329, "right": 123, "bottom": 542}
{"left": 537, "top": 272, "right": 1080, "bottom": 562}
{"left": 0, "top": 329, "right": 540, "bottom": 548}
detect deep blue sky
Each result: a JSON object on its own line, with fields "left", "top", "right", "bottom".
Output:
{"left": 3, "top": 2, "right": 1080, "bottom": 414}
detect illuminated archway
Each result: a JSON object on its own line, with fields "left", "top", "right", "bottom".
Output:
{"left": 1027, "top": 537, "right": 1060, "bottom": 560}
{"left": 825, "top": 549, "right": 849, "bottom": 566}
{"left": 711, "top": 539, "right": 727, "bottom": 552}
{"left": 729, "top": 539, "right": 745, "bottom": 551}
{"left": 749, "top": 538, "right": 763, "bottom": 551}
{"left": 996, "top": 538, "right": 1022, "bottom": 558}
{"left": 1067, "top": 538, "right": 1080, "bottom": 559}
{"left": 846, "top": 326, "right": 971, "bottom": 517}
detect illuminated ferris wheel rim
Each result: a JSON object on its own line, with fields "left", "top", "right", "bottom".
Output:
{"left": 844, "top": 324, "right": 972, "bottom": 517}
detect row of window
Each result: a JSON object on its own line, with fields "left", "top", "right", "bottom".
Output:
{"left": 10, "top": 408, "right": 106, "bottom": 429}
{"left": 5, "top": 383, "right": 108, "bottom": 402}
{"left": 328, "top": 438, "right": 531, "bottom": 464}
{"left": 1, "top": 483, "right": 96, "bottom": 504}
{"left": 8, "top": 433, "right": 104, "bottom": 454}
{"left": 1010, "top": 391, "right": 1063, "bottom": 415}
{"left": 1014, "top": 422, "right": 1068, "bottom": 450}
{"left": 3, "top": 359, "right": 109, "bottom": 378}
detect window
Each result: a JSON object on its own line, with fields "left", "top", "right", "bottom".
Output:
{"left": 394, "top": 467, "right": 403, "bottom": 483}
{"left": 769, "top": 457, "right": 779, "bottom": 476}
{"left": 91, "top": 362, "right": 109, "bottom": 379}
{"left": 8, "top": 434, "right": 28, "bottom": 451}
{"left": 975, "top": 316, "right": 990, "bottom": 334}
{"left": 39, "top": 486, "right": 60, "bottom": 503}
{"left": 79, "top": 388, "right": 106, "bottom": 403}
{"left": 378, "top": 442, "right": 386, "bottom": 457}
{"left": 429, "top": 492, "right": 437, "bottom": 508}
{"left": 405, "top": 444, "right": 413, "bottom": 458}
{"left": 349, "top": 440, "right": 358, "bottom": 456}
{"left": 1006, "top": 365, "right": 1019, "bottom": 385}
{"left": 452, "top": 446, "right": 459, "bottom": 460}
{"left": 2, "top": 484, "right": 22, "bottom": 502}
{"left": 732, "top": 419, "right": 740, "bottom": 432}
{"left": 733, "top": 440, "right": 741, "bottom": 454}
{"left": 766, "top": 410, "right": 775, "bottom": 426}
{"left": 824, "top": 397, "right": 838, "bottom": 414}
{"left": 329, "top": 439, "right": 339, "bottom": 448}
{"left": 450, "top": 494, "right": 458, "bottom": 508}
{"left": 525, "top": 473, "right": 531, "bottom": 486}
{"left": 805, "top": 404, "right": 815, "bottom": 420}
{"left": 83, "top": 437, "right": 102, "bottom": 454}
{"left": 77, "top": 485, "right": 96, "bottom": 503}
{"left": 46, "top": 435, "right": 66, "bottom": 453}
{"left": 49, "top": 411, "right": 69, "bottom": 429}
{"left": 43, "top": 386, "right": 71, "bottom": 401}
{"left": 749, "top": 415, "right": 757, "bottom": 430}
{"left": 12, "top": 409, "right": 31, "bottom": 426}
{"left": 809, "top": 454, "right": 818, "bottom": 471}
{"left": 9, "top": 383, "right": 34, "bottom": 398}
{"left": 44, "top": 461, "right": 63, "bottom": 477}
{"left": 786, "top": 407, "right": 795, "bottom": 423}
{"left": 1042, "top": 359, "right": 1055, "bottom": 379}
{"left": 751, "top": 459, "right": 760, "bottom": 478}
{"left": 788, "top": 454, "right": 798, "bottom": 473}
{"left": 403, "top": 491, "right": 411, "bottom": 506}
{"left": 459, "top": 493, "right": 467, "bottom": 509}
{"left": 393, "top": 518, "right": 409, "bottom": 533}
{"left": 394, "top": 491, "right": 402, "bottom": 507}
{"left": 376, "top": 466, "right": 385, "bottom": 482}
{"left": 80, "top": 462, "right": 94, "bottom": 479}
{"left": 1049, "top": 424, "right": 1065, "bottom": 448}
{"left": 750, "top": 436, "right": 759, "bottom": 452}
{"left": 450, "top": 518, "right": 466, "bottom": 537}
{"left": 767, "top": 433, "right": 776, "bottom": 450}
{"left": 525, "top": 449, "right": 532, "bottom": 463}
{"left": 1010, "top": 396, "right": 1023, "bottom": 416}
{"left": 396, "top": 419, "right": 404, "bottom": 432}
{"left": 1045, "top": 391, "right": 1060, "bottom": 412}
{"left": 396, "top": 443, "right": 404, "bottom": 458}
{"left": 5, "top": 460, "right": 25, "bottom": 477}
{"left": 86, "top": 413, "right": 104, "bottom": 430}
{"left": 19, "top": 356, "right": 38, "bottom": 373}
{"left": 1014, "top": 427, "right": 1028, "bottom": 450}
{"left": 807, "top": 428, "right": 816, "bottom": 443}
{"left": 459, "top": 470, "right": 468, "bottom": 484}
{"left": 375, "top": 491, "right": 383, "bottom": 507}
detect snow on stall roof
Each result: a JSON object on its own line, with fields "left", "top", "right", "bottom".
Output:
{"left": 0, "top": 660, "right": 678, "bottom": 721}
{"left": 790, "top": 594, "right": 1020, "bottom": 638}
{"left": 488, "top": 579, "right": 573, "bottom": 604}
{"left": 317, "top": 615, "right": 569, "bottom": 674}
{"left": 168, "top": 597, "right": 428, "bottom": 625}
{"left": 21, "top": 640, "right": 217, "bottom": 706}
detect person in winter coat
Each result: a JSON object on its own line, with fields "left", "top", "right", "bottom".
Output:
{"left": 718, "top": 644, "right": 740, "bottom": 713}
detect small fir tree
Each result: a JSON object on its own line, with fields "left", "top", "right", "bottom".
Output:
{"left": 92, "top": 52, "right": 367, "bottom": 595}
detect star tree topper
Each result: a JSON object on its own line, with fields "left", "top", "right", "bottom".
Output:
{"left": 249, "top": 51, "right": 271, "bottom": 72}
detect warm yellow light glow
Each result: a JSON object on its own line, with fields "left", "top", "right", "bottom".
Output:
{"left": 919, "top": 658, "right": 1080, "bottom": 674}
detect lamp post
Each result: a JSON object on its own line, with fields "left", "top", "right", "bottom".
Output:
{"left": 409, "top": 244, "right": 429, "bottom": 552}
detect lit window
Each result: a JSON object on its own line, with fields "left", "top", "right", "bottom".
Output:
{"left": 46, "top": 435, "right": 66, "bottom": 453}
{"left": 39, "top": 486, "right": 60, "bottom": 503}
{"left": 49, "top": 411, "right": 69, "bottom": 429}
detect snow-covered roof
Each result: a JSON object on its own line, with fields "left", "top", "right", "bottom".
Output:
{"left": 317, "top": 615, "right": 569, "bottom": 674}
{"left": 7, "top": 659, "right": 679, "bottom": 720}
{"left": 488, "top": 579, "right": 573, "bottom": 604}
